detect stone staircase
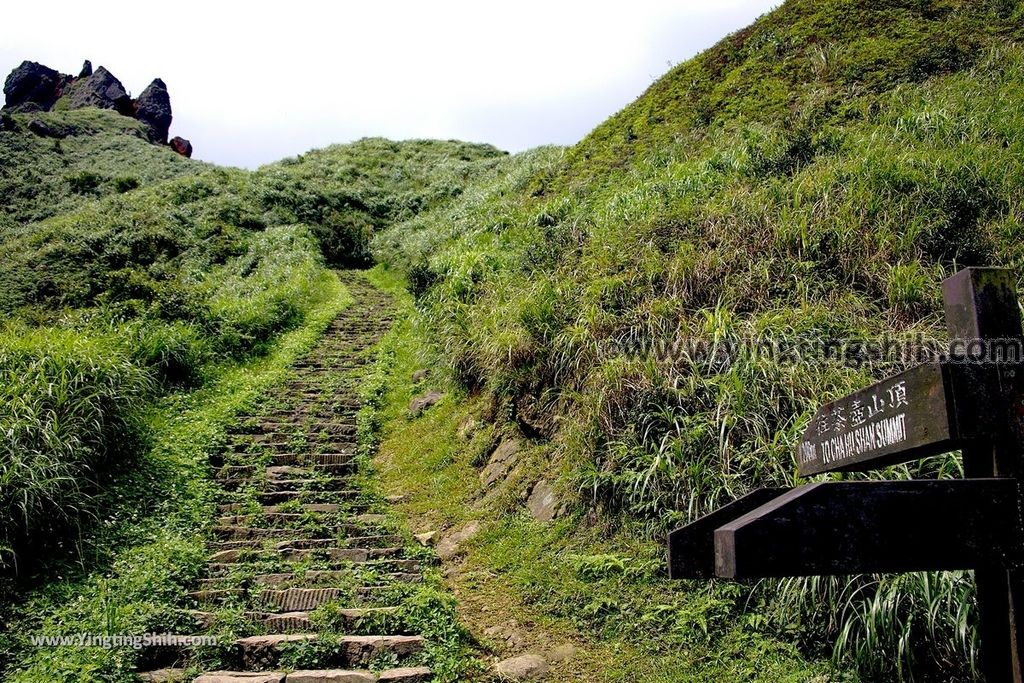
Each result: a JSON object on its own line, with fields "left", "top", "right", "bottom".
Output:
{"left": 137, "top": 273, "right": 432, "bottom": 683}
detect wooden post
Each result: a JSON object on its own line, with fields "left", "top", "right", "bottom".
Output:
{"left": 942, "top": 268, "right": 1024, "bottom": 683}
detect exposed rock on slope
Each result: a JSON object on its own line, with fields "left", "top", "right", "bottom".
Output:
{"left": 134, "top": 78, "right": 172, "bottom": 143}
{"left": 2, "top": 61, "right": 67, "bottom": 112}
{"left": 169, "top": 135, "right": 193, "bottom": 158}
{"left": 2, "top": 59, "right": 191, "bottom": 155}
{"left": 60, "top": 66, "right": 133, "bottom": 115}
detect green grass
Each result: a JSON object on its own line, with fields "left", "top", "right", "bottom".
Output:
{"left": 0, "top": 120, "right": 499, "bottom": 584}
{"left": 252, "top": 138, "right": 507, "bottom": 264}
{"left": 368, "top": 2, "right": 1024, "bottom": 679}
{"left": 5, "top": 1, "right": 1024, "bottom": 678}
{"left": 0, "top": 108, "right": 202, "bottom": 233}
{"left": 361, "top": 265, "right": 844, "bottom": 682}
{"left": 0, "top": 273, "right": 353, "bottom": 681}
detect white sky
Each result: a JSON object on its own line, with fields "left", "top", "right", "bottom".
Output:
{"left": 1, "top": 1, "right": 778, "bottom": 168}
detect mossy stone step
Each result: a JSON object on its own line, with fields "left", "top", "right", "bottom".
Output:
{"left": 232, "top": 633, "right": 423, "bottom": 668}
{"left": 205, "top": 557, "right": 424, "bottom": 578}
{"left": 216, "top": 478, "right": 358, "bottom": 495}
{"left": 189, "top": 670, "right": 430, "bottom": 683}
{"left": 209, "top": 536, "right": 402, "bottom": 553}
{"left": 271, "top": 535, "right": 403, "bottom": 551}
{"left": 207, "top": 545, "right": 393, "bottom": 564}
{"left": 218, "top": 503, "right": 362, "bottom": 515}
{"left": 219, "top": 452, "right": 356, "bottom": 469}
{"left": 212, "top": 524, "right": 384, "bottom": 541}
{"left": 193, "top": 673, "right": 283, "bottom": 683}
{"left": 197, "top": 571, "right": 421, "bottom": 593}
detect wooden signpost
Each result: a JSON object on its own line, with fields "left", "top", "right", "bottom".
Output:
{"left": 667, "top": 268, "right": 1024, "bottom": 682}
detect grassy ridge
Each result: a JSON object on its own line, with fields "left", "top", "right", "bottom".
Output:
{"left": 0, "top": 108, "right": 202, "bottom": 233}
{"left": 0, "top": 115, "right": 500, "bottom": 587}
{"left": 253, "top": 138, "right": 507, "bottom": 264}
{"left": 370, "top": 1, "right": 1024, "bottom": 679}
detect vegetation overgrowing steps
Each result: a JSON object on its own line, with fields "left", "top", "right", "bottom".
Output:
{"left": 137, "top": 273, "right": 434, "bottom": 683}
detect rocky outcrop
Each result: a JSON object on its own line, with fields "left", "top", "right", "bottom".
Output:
{"left": 170, "top": 136, "right": 193, "bottom": 158}
{"left": 134, "top": 78, "right": 172, "bottom": 143}
{"left": 2, "top": 61, "right": 69, "bottom": 113}
{"left": 2, "top": 58, "right": 191, "bottom": 154}
{"left": 59, "top": 66, "right": 133, "bottom": 115}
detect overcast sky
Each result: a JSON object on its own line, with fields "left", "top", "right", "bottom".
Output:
{"left": 1, "top": 1, "right": 778, "bottom": 168}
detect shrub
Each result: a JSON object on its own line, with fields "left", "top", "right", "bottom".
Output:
{"left": 65, "top": 170, "right": 103, "bottom": 195}
{"left": 113, "top": 175, "right": 139, "bottom": 193}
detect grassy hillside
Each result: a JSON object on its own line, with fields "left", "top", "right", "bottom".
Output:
{"left": 254, "top": 138, "right": 506, "bottom": 263}
{"left": 370, "top": 0, "right": 1024, "bottom": 680}
{"left": 0, "top": 114, "right": 502, "bottom": 594}
{"left": 0, "top": 108, "right": 202, "bottom": 233}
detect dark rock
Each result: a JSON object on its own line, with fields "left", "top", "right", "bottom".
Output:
{"left": 27, "top": 118, "right": 61, "bottom": 138}
{"left": 409, "top": 390, "right": 444, "bottom": 415}
{"left": 59, "top": 66, "right": 133, "bottom": 115}
{"left": 169, "top": 136, "right": 192, "bottom": 157}
{"left": 3, "top": 58, "right": 192, "bottom": 152}
{"left": 3, "top": 60, "right": 66, "bottom": 112}
{"left": 134, "top": 78, "right": 172, "bottom": 143}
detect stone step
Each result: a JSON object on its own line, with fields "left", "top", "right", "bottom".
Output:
{"left": 274, "top": 536, "right": 401, "bottom": 552}
{"left": 215, "top": 493, "right": 356, "bottom": 509}
{"left": 214, "top": 512, "right": 376, "bottom": 528}
{"left": 217, "top": 502, "right": 366, "bottom": 516}
{"left": 189, "top": 667, "right": 430, "bottom": 683}
{"left": 215, "top": 465, "right": 357, "bottom": 481}
{"left": 189, "top": 606, "right": 399, "bottom": 632}
{"left": 234, "top": 416, "right": 358, "bottom": 430}
{"left": 217, "top": 477, "right": 357, "bottom": 494}
{"left": 206, "top": 557, "right": 424, "bottom": 577}
{"left": 207, "top": 545, "right": 397, "bottom": 565}
{"left": 217, "top": 463, "right": 360, "bottom": 485}
{"left": 212, "top": 523, "right": 384, "bottom": 541}
{"left": 197, "top": 569, "right": 421, "bottom": 590}
{"left": 190, "top": 584, "right": 412, "bottom": 609}
{"left": 214, "top": 501, "right": 358, "bottom": 511}
{"left": 263, "top": 402, "right": 360, "bottom": 412}
{"left": 209, "top": 534, "right": 400, "bottom": 553}
{"left": 220, "top": 452, "right": 355, "bottom": 468}
{"left": 263, "top": 587, "right": 350, "bottom": 611}
{"left": 192, "top": 673, "right": 283, "bottom": 683}
{"left": 233, "top": 633, "right": 423, "bottom": 668}
{"left": 227, "top": 438, "right": 356, "bottom": 453}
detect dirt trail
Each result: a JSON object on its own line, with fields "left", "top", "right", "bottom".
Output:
{"left": 139, "top": 272, "right": 432, "bottom": 683}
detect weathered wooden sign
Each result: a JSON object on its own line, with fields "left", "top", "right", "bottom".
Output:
{"left": 796, "top": 362, "right": 955, "bottom": 476}
{"left": 667, "top": 267, "right": 1024, "bottom": 683}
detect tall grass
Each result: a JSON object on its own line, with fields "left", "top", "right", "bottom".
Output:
{"left": 0, "top": 326, "right": 152, "bottom": 569}
{"left": 371, "top": 8, "right": 1024, "bottom": 680}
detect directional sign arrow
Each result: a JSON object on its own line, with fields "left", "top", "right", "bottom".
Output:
{"left": 667, "top": 488, "right": 788, "bottom": 579}
{"left": 714, "top": 479, "right": 1022, "bottom": 579}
